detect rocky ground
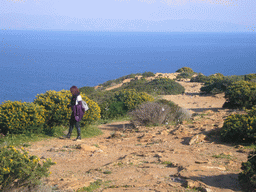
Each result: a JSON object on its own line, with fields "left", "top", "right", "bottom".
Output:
{"left": 25, "top": 75, "right": 251, "bottom": 192}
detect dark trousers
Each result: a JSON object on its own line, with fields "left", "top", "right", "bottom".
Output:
{"left": 68, "top": 115, "right": 81, "bottom": 137}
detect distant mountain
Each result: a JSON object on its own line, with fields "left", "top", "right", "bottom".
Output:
{"left": 0, "top": 13, "right": 248, "bottom": 32}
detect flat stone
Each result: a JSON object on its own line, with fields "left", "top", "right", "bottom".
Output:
{"left": 77, "top": 144, "right": 97, "bottom": 152}
{"left": 195, "top": 159, "right": 209, "bottom": 164}
{"left": 187, "top": 134, "right": 207, "bottom": 145}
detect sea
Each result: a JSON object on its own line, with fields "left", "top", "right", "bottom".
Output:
{"left": 1, "top": 30, "right": 256, "bottom": 103}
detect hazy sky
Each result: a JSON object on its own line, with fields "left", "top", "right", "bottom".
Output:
{"left": 1, "top": 0, "right": 255, "bottom": 31}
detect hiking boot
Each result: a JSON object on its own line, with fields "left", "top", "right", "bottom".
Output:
{"left": 74, "top": 135, "right": 81, "bottom": 141}
{"left": 59, "top": 133, "right": 71, "bottom": 139}
{"left": 74, "top": 126, "right": 81, "bottom": 141}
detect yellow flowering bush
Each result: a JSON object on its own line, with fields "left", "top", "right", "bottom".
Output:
{"left": 224, "top": 80, "right": 256, "bottom": 109}
{"left": 34, "top": 90, "right": 100, "bottom": 128}
{"left": 80, "top": 94, "right": 101, "bottom": 126}
{"left": 220, "top": 107, "right": 256, "bottom": 143}
{"left": 0, "top": 101, "right": 46, "bottom": 134}
{"left": 0, "top": 145, "right": 55, "bottom": 190}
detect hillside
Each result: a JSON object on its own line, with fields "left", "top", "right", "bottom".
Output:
{"left": 23, "top": 74, "right": 250, "bottom": 192}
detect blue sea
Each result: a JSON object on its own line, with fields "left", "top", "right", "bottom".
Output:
{"left": 1, "top": 30, "right": 256, "bottom": 103}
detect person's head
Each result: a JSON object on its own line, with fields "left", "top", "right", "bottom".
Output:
{"left": 70, "top": 86, "right": 80, "bottom": 96}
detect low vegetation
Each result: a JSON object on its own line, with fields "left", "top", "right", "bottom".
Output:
{"left": 34, "top": 90, "right": 101, "bottom": 129}
{"left": 0, "top": 145, "right": 55, "bottom": 191}
{"left": 176, "top": 67, "right": 194, "bottom": 74}
{"left": 220, "top": 107, "right": 256, "bottom": 143}
{"left": 190, "top": 72, "right": 256, "bottom": 96}
{"left": 220, "top": 106, "right": 256, "bottom": 190}
{"left": 100, "top": 89, "right": 154, "bottom": 120}
{"left": 116, "top": 78, "right": 185, "bottom": 95}
{"left": 175, "top": 67, "right": 195, "bottom": 80}
{"left": 1, "top": 67, "right": 256, "bottom": 190}
{"left": 239, "top": 150, "right": 256, "bottom": 191}
{"left": 224, "top": 80, "right": 256, "bottom": 109}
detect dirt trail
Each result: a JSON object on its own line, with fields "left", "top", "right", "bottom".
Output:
{"left": 26, "top": 78, "right": 250, "bottom": 192}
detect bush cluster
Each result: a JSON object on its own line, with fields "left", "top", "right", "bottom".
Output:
{"left": 200, "top": 74, "right": 247, "bottom": 95}
{"left": 224, "top": 81, "right": 256, "bottom": 109}
{"left": 176, "top": 72, "right": 194, "bottom": 80}
{"left": 100, "top": 89, "right": 154, "bottom": 119}
{"left": 0, "top": 101, "right": 46, "bottom": 135}
{"left": 193, "top": 73, "right": 256, "bottom": 95}
{"left": 0, "top": 90, "right": 101, "bottom": 135}
{"left": 34, "top": 90, "right": 70, "bottom": 128}
{"left": 129, "top": 100, "right": 192, "bottom": 127}
{"left": 119, "top": 78, "right": 185, "bottom": 95}
{"left": 176, "top": 67, "right": 194, "bottom": 73}
{"left": 79, "top": 86, "right": 96, "bottom": 95}
{"left": 190, "top": 73, "right": 208, "bottom": 83}
{"left": 245, "top": 73, "right": 256, "bottom": 82}
{"left": 34, "top": 90, "right": 101, "bottom": 129}
{"left": 220, "top": 107, "right": 256, "bottom": 143}
{"left": 0, "top": 145, "right": 55, "bottom": 191}
{"left": 239, "top": 150, "right": 256, "bottom": 191}
{"left": 142, "top": 71, "right": 155, "bottom": 78}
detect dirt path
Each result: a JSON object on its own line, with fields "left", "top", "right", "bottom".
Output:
{"left": 25, "top": 79, "right": 250, "bottom": 192}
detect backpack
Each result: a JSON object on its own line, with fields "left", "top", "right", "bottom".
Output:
{"left": 82, "top": 100, "right": 89, "bottom": 111}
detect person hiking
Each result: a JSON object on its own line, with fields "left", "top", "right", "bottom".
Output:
{"left": 64, "top": 86, "right": 85, "bottom": 140}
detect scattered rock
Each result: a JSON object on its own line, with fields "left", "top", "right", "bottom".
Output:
{"left": 185, "top": 134, "right": 207, "bottom": 145}
{"left": 171, "top": 125, "right": 193, "bottom": 138}
{"left": 138, "top": 134, "right": 153, "bottom": 142}
{"left": 76, "top": 144, "right": 97, "bottom": 152}
{"left": 161, "top": 130, "right": 169, "bottom": 136}
{"left": 203, "top": 165, "right": 226, "bottom": 171}
{"left": 185, "top": 179, "right": 211, "bottom": 192}
{"left": 195, "top": 159, "right": 209, "bottom": 164}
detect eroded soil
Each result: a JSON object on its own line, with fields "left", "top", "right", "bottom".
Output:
{"left": 25, "top": 77, "right": 250, "bottom": 192}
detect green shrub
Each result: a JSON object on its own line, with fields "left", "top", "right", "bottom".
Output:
{"left": 208, "top": 73, "right": 225, "bottom": 80}
{"left": 107, "top": 101, "right": 127, "bottom": 119}
{"left": 245, "top": 73, "right": 256, "bottom": 82}
{"left": 80, "top": 89, "right": 116, "bottom": 106}
{"left": 0, "top": 145, "right": 55, "bottom": 191}
{"left": 220, "top": 107, "right": 256, "bottom": 143}
{"left": 176, "top": 67, "right": 194, "bottom": 73}
{"left": 176, "top": 72, "right": 194, "bottom": 80}
{"left": 224, "top": 81, "right": 256, "bottom": 109}
{"left": 201, "top": 79, "right": 230, "bottom": 94}
{"left": 239, "top": 150, "right": 256, "bottom": 191}
{"left": 79, "top": 86, "right": 96, "bottom": 95}
{"left": 145, "top": 78, "right": 185, "bottom": 95}
{"left": 100, "top": 89, "right": 154, "bottom": 119}
{"left": 190, "top": 73, "right": 208, "bottom": 83}
{"left": 34, "top": 90, "right": 101, "bottom": 129}
{"left": 120, "top": 78, "right": 185, "bottom": 95}
{"left": 201, "top": 75, "right": 245, "bottom": 95}
{"left": 142, "top": 71, "right": 155, "bottom": 78}
{"left": 0, "top": 101, "right": 46, "bottom": 135}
